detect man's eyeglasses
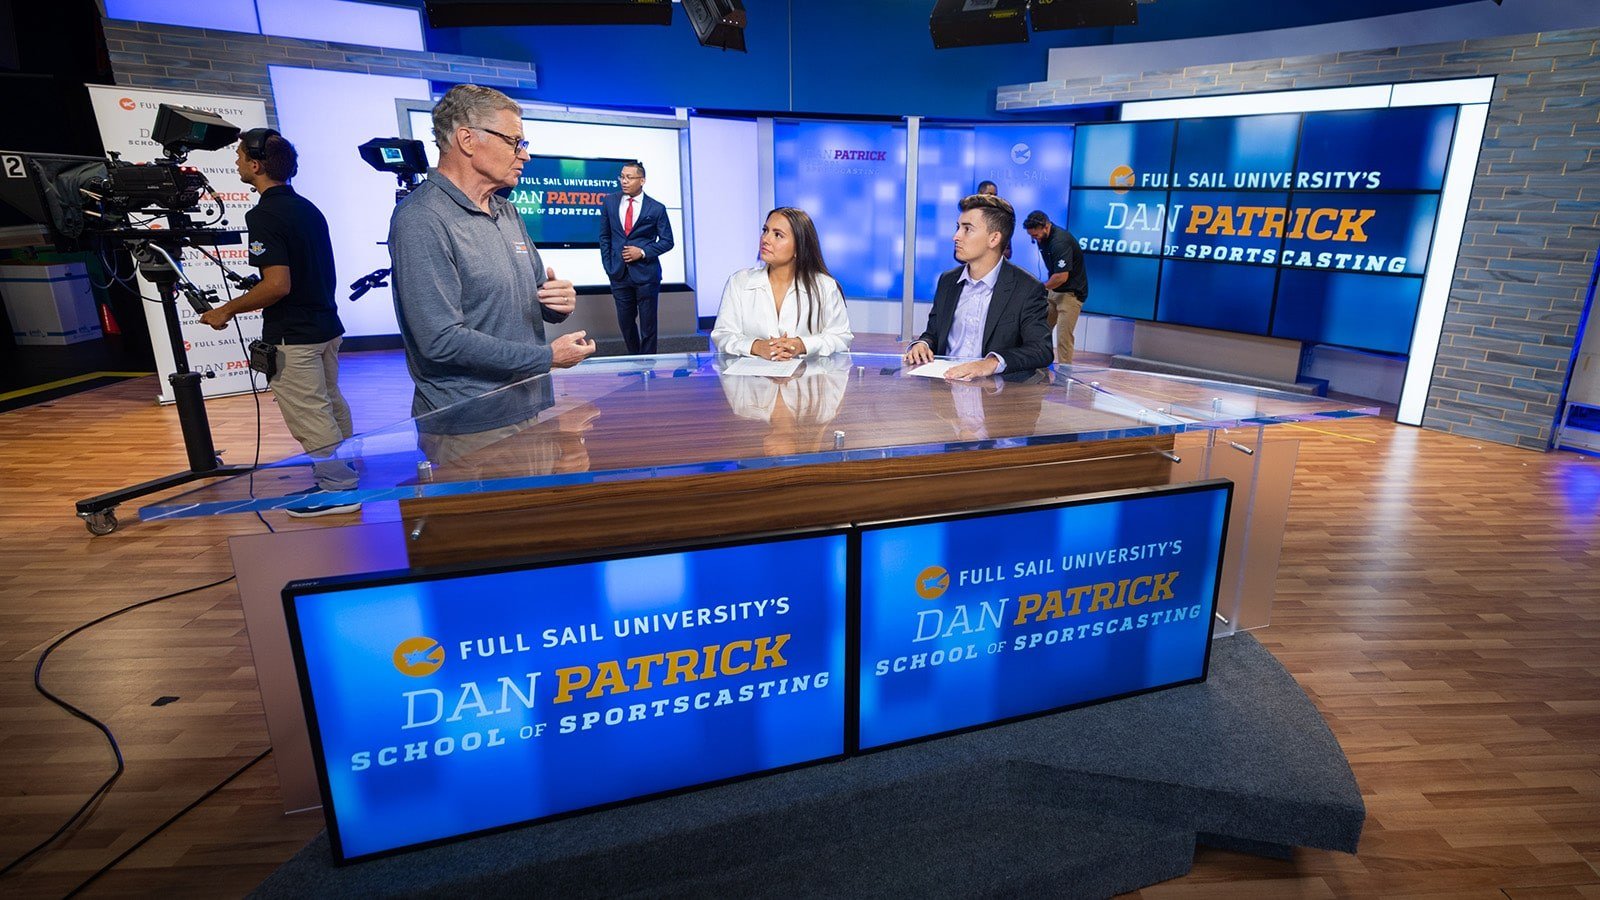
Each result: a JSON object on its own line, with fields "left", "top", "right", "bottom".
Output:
{"left": 473, "top": 126, "right": 529, "bottom": 153}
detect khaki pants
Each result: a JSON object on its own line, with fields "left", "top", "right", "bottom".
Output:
{"left": 270, "top": 337, "right": 357, "bottom": 491}
{"left": 419, "top": 419, "right": 534, "bottom": 469}
{"left": 1046, "top": 289, "right": 1083, "bottom": 364}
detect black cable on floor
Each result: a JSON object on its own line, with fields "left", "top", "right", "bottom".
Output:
{"left": 0, "top": 574, "right": 237, "bottom": 880}
{"left": 62, "top": 746, "right": 273, "bottom": 899}
{"left": 193, "top": 242, "right": 275, "bottom": 535}
{"left": 1, "top": 253, "right": 280, "bottom": 884}
{"left": 231, "top": 309, "right": 275, "bottom": 535}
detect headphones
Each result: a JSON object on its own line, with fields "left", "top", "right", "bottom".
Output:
{"left": 240, "top": 127, "right": 281, "bottom": 161}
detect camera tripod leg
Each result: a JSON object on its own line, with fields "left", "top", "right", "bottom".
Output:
{"left": 73, "top": 272, "right": 256, "bottom": 535}
{"left": 74, "top": 462, "right": 256, "bottom": 535}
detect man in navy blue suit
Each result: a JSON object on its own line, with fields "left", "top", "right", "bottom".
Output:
{"left": 598, "top": 161, "right": 674, "bottom": 354}
{"left": 904, "top": 193, "right": 1052, "bottom": 379}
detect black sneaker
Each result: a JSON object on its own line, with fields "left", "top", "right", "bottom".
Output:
{"left": 285, "top": 487, "right": 361, "bottom": 519}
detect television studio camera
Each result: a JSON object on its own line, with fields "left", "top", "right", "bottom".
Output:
{"left": 346, "top": 136, "right": 428, "bottom": 302}
{"left": 0, "top": 104, "right": 257, "bottom": 534}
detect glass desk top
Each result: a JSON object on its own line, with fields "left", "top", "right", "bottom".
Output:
{"left": 140, "top": 352, "right": 1376, "bottom": 521}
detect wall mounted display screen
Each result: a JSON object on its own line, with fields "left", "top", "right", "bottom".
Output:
{"left": 508, "top": 154, "right": 635, "bottom": 249}
{"left": 1067, "top": 105, "right": 1457, "bottom": 355}
{"left": 773, "top": 120, "right": 907, "bottom": 299}
{"left": 856, "top": 481, "right": 1232, "bottom": 751}
{"left": 913, "top": 124, "right": 1075, "bottom": 299}
{"left": 286, "top": 532, "right": 849, "bottom": 862}
{"left": 404, "top": 109, "right": 687, "bottom": 289}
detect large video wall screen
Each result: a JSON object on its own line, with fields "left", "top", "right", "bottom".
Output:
{"left": 1068, "top": 106, "right": 1457, "bottom": 355}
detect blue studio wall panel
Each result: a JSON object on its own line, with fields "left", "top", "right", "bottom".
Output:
{"left": 913, "top": 123, "right": 1075, "bottom": 298}
{"left": 912, "top": 126, "right": 976, "bottom": 300}
{"left": 428, "top": 7, "right": 788, "bottom": 113}
{"left": 1082, "top": 255, "right": 1159, "bottom": 320}
{"left": 1171, "top": 114, "right": 1300, "bottom": 187}
{"left": 106, "top": 0, "right": 424, "bottom": 50}
{"left": 104, "top": 0, "right": 261, "bottom": 32}
{"left": 1071, "top": 120, "right": 1176, "bottom": 190}
{"left": 972, "top": 126, "right": 1075, "bottom": 210}
{"left": 773, "top": 120, "right": 907, "bottom": 299}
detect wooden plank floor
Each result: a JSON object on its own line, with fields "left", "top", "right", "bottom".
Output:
{"left": 1, "top": 348, "right": 1597, "bottom": 898}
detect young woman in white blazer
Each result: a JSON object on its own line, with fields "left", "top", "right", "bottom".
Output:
{"left": 711, "top": 207, "right": 854, "bottom": 360}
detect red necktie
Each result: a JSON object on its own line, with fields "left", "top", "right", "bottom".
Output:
{"left": 623, "top": 197, "right": 634, "bottom": 236}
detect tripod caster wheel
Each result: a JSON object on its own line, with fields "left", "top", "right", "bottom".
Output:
{"left": 83, "top": 510, "right": 118, "bottom": 536}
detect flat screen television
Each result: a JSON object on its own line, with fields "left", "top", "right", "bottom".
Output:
{"left": 285, "top": 529, "right": 849, "bottom": 862}
{"left": 855, "top": 480, "right": 1233, "bottom": 751}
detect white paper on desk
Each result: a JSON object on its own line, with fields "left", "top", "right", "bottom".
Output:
{"left": 724, "top": 357, "right": 803, "bottom": 377}
{"left": 907, "top": 360, "right": 965, "bottom": 379}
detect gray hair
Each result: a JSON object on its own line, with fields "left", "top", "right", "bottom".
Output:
{"left": 431, "top": 84, "right": 521, "bottom": 154}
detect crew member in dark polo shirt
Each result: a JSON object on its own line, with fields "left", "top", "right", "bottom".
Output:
{"left": 1023, "top": 210, "right": 1089, "bottom": 364}
{"left": 199, "top": 128, "right": 357, "bottom": 518}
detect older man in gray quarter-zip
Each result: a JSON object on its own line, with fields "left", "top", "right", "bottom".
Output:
{"left": 389, "top": 84, "right": 596, "bottom": 442}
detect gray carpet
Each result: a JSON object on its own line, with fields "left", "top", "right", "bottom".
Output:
{"left": 253, "top": 632, "right": 1362, "bottom": 899}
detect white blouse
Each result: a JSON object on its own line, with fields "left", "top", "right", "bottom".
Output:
{"left": 711, "top": 264, "right": 854, "bottom": 358}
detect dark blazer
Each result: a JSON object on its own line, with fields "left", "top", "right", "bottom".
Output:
{"left": 598, "top": 191, "right": 674, "bottom": 287}
{"left": 915, "top": 260, "right": 1053, "bottom": 372}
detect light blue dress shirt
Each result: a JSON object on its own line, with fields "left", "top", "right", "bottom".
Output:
{"left": 946, "top": 263, "right": 1007, "bottom": 373}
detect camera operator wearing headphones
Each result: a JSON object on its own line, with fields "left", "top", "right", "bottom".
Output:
{"left": 199, "top": 128, "right": 359, "bottom": 518}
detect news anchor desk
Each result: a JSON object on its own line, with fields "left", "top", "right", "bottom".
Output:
{"left": 143, "top": 352, "right": 1372, "bottom": 813}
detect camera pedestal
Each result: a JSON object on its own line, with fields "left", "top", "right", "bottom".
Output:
{"left": 74, "top": 240, "right": 253, "bottom": 534}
